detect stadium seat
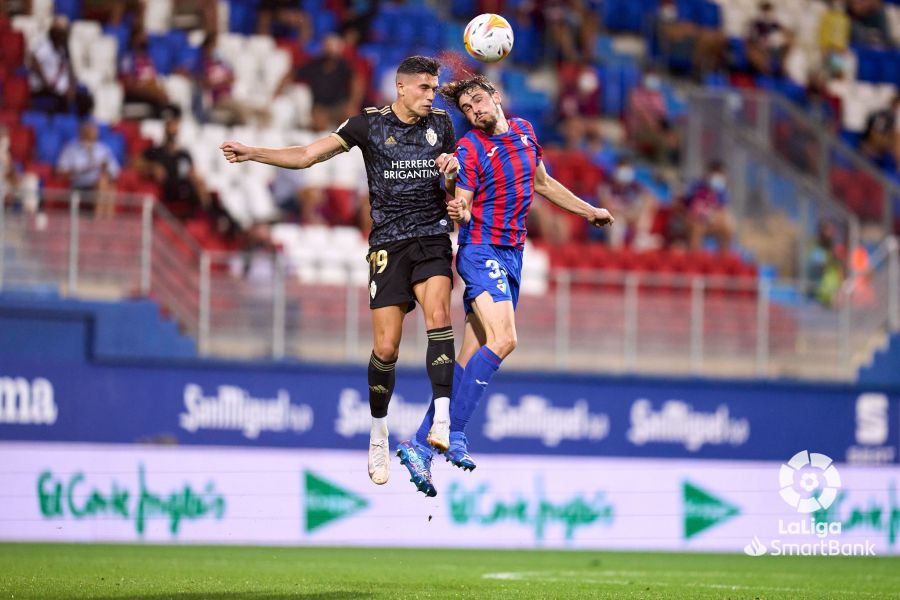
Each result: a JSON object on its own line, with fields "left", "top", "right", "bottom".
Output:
{"left": 9, "top": 124, "right": 35, "bottom": 164}
{"left": 1, "top": 76, "right": 29, "bottom": 111}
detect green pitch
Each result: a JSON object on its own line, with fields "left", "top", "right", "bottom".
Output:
{"left": 0, "top": 544, "right": 897, "bottom": 599}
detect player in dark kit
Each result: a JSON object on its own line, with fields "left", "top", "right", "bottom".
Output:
{"left": 220, "top": 56, "right": 459, "bottom": 493}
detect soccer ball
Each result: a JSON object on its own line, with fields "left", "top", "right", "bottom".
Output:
{"left": 463, "top": 13, "right": 514, "bottom": 63}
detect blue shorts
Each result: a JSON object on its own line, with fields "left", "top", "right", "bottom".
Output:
{"left": 455, "top": 244, "right": 523, "bottom": 315}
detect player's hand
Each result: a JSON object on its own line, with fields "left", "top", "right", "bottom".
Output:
{"left": 436, "top": 152, "right": 459, "bottom": 179}
{"left": 588, "top": 207, "right": 614, "bottom": 228}
{"left": 220, "top": 140, "right": 252, "bottom": 163}
{"left": 447, "top": 198, "right": 470, "bottom": 224}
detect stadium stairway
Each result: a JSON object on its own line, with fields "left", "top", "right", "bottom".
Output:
{"left": 0, "top": 291, "right": 196, "bottom": 361}
{"left": 858, "top": 332, "right": 900, "bottom": 386}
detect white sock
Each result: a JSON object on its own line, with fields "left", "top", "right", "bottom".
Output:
{"left": 371, "top": 416, "right": 388, "bottom": 441}
{"left": 433, "top": 397, "right": 450, "bottom": 423}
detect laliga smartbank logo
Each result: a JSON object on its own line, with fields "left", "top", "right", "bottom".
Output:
{"left": 743, "top": 450, "right": 875, "bottom": 557}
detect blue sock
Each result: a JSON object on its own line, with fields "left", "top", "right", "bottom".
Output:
{"left": 450, "top": 346, "right": 502, "bottom": 433}
{"left": 416, "top": 362, "right": 464, "bottom": 446}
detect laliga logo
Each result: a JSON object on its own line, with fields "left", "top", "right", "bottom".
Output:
{"left": 778, "top": 450, "right": 842, "bottom": 513}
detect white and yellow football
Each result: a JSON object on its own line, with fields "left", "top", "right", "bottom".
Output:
{"left": 463, "top": 13, "right": 514, "bottom": 63}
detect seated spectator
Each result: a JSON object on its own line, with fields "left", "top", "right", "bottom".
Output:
{"left": 256, "top": 0, "right": 311, "bottom": 43}
{"left": 194, "top": 32, "right": 263, "bottom": 126}
{"left": 55, "top": 119, "right": 120, "bottom": 216}
{"left": 681, "top": 161, "right": 734, "bottom": 252}
{"left": 848, "top": 0, "right": 894, "bottom": 48}
{"left": 806, "top": 221, "right": 844, "bottom": 307}
{"left": 339, "top": 0, "right": 381, "bottom": 46}
{"left": 598, "top": 157, "right": 659, "bottom": 249}
{"left": 119, "top": 26, "right": 170, "bottom": 118}
{"left": 818, "top": 0, "right": 851, "bottom": 74}
{"left": 139, "top": 105, "right": 210, "bottom": 219}
{"left": 745, "top": 1, "right": 792, "bottom": 77}
{"left": 557, "top": 63, "right": 603, "bottom": 150}
{"left": 278, "top": 34, "right": 361, "bottom": 131}
{"left": 652, "top": 0, "right": 726, "bottom": 76}
{"left": 0, "top": 125, "right": 39, "bottom": 213}
{"left": 27, "top": 15, "right": 93, "bottom": 117}
{"left": 626, "top": 68, "right": 680, "bottom": 165}
{"left": 860, "top": 101, "right": 899, "bottom": 173}
{"left": 541, "top": 0, "right": 600, "bottom": 64}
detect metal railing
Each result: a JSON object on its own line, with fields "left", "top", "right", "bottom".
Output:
{"left": 686, "top": 88, "right": 899, "bottom": 235}
{"left": 3, "top": 191, "right": 897, "bottom": 382}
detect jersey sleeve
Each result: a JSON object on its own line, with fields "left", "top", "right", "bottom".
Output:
{"left": 455, "top": 136, "right": 480, "bottom": 192}
{"left": 332, "top": 114, "right": 368, "bottom": 150}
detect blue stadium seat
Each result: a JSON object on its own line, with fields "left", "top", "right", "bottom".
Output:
{"left": 36, "top": 129, "right": 64, "bottom": 165}
{"left": 53, "top": 0, "right": 82, "bottom": 21}
{"left": 100, "top": 130, "right": 126, "bottom": 166}
{"left": 229, "top": 0, "right": 261, "bottom": 35}
{"left": 312, "top": 10, "right": 337, "bottom": 42}
{"left": 21, "top": 111, "right": 49, "bottom": 132}
{"left": 52, "top": 114, "right": 79, "bottom": 143}
{"left": 451, "top": 0, "right": 477, "bottom": 21}
{"left": 697, "top": 1, "right": 721, "bottom": 28}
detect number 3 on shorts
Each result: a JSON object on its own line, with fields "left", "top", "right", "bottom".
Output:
{"left": 369, "top": 250, "right": 388, "bottom": 275}
{"left": 485, "top": 259, "right": 502, "bottom": 279}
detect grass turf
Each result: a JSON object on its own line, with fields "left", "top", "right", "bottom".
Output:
{"left": 0, "top": 544, "right": 898, "bottom": 599}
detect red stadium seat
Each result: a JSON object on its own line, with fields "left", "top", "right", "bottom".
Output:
{"left": 9, "top": 124, "right": 34, "bottom": 163}
{"left": 1, "top": 76, "right": 29, "bottom": 111}
{"left": 0, "top": 30, "right": 25, "bottom": 69}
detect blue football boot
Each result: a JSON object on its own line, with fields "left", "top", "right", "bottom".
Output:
{"left": 396, "top": 440, "right": 437, "bottom": 497}
{"left": 445, "top": 431, "right": 476, "bottom": 471}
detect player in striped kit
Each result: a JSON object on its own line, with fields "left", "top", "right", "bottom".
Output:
{"left": 402, "top": 75, "right": 614, "bottom": 494}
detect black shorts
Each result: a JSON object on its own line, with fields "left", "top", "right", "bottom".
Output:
{"left": 366, "top": 234, "right": 453, "bottom": 311}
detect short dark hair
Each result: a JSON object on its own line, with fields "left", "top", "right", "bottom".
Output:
{"left": 396, "top": 56, "right": 440, "bottom": 77}
{"left": 439, "top": 75, "right": 497, "bottom": 112}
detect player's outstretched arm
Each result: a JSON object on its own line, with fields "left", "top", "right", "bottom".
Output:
{"left": 533, "top": 161, "right": 614, "bottom": 228}
{"left": 220, "top": 134, "right": 346, "bottom": 170}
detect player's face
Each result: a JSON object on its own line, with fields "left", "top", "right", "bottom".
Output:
{"left": 458, "top": 88, "right": 500, "bottom": 132}
{"left": 397, "top": 73, "right": 439, "bottom": 118}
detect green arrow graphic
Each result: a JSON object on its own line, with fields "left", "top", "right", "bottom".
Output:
{"left": 683, "top": 481, "right": 740, "bottom": 540}
{"left": 304, "top": 470, "right": 369, "bottom": 533}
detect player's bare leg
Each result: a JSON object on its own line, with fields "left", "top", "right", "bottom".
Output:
{"left": 413, "top": 274, "right": 454, "bottom": 453}
{"left": 367, "top": 305, "right": 404, "bottom": 485}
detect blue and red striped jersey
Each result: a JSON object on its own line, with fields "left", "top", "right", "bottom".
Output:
{"left": 454, "top": 117, "right": 543, "bottom": 249}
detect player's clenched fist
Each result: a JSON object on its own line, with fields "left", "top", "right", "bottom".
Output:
{"left": 447, "top": 197, "right": 470, "bottom": 224}
{"left": 588, "top": 207, "right": 614, "bottom": 228}
{"left": 220, "top": 141, "right": 251, "bottom": 163}
{"left": 436, "top": 152, "right": 459, "bottom": 179}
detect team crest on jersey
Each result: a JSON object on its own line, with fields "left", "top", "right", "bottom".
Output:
{"left": 520, "top": 134, "right": 529, "bottom": 146}
{"left": 425, "top": 128, "right": 437, "bottom": 146}
{"left": 385, "top": 135, "right": 397, "bottom": 146}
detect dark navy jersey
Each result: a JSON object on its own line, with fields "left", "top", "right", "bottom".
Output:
{"left": 332, "top": 105, "right": 456, "bottom": 246}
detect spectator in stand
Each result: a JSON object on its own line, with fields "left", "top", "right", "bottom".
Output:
{"left": 860, "top": 100, "right": 899, "bottom": 173}
{"left": 139, "top": 105, "right": 211, "bottom": 219}
{"left": 56, "top": 119, "right": 120, "bottom": 217}
{"left": 256, "top": 0, "right": 311, "bottom": 43}
{"left": 652, "top": 0, "right": 726, "bottom": 76}
{"left": 848, "top": 0, "right": 894, "bottom": 48}
{"left": 556, "top": 63, "right": 603, "bottom": 150}
{"left": 626, "top": 67, "right": 680, "bottom": 165}
{"left": 27, "top": 15, "right": 93, "bottom": 117}
{"left": 194, "top": 32, "right": 263, "bottom": 125}
{"left": 119, "top": 26, "right": 170, "bottom": 117}
{"left": 681, "top": 160, "right": 734, "bottom": 252}
{"left": 598, "top": 157, "right": 659, "bottom": 249}
{"left": 541, "top": 0, "right": 600, "bottom": 64}
{"left": 0, "top": 125, "right": 40, "bottom": 214}
{"left": 806, "top": 220, "right": 844, "bottom": 307}
{"left": 818, "top": 0, "right": 851, "bottom": 74}
{"left": 745, "top": 1, "right": 793, "bottom": 77}
{"left": 278, "top": 33, "right": 362, "bottom": 131}
{"left": 339, "top": 0, "right": 381, "bottom": 46}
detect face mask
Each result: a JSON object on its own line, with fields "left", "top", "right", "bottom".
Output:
{"left": 660, "top": 5, "right": 677, "bottom": 20}
{"left": 710, "top": 174, "right": 727, "bottom": 192}
{"left": 615, "top": 166, "right": 635, "bottom": 184}
{"left": 644, "top": 75, "right": 661, "bottom": 91}
{"left": 577, "top": 70, "right": 598, "bottom": 94}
